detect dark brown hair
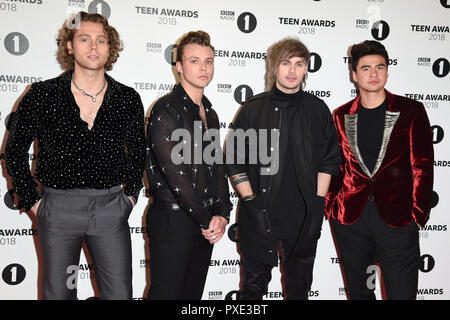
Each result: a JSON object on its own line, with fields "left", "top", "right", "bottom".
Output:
{"left": 350, "top": 40, "right": 389, "bottom": 72}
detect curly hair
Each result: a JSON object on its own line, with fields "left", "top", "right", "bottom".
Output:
{"left": 176, "top": 30, "right": 214, "bottom": 63}
{"left": 265, "top": 37, "right": 310, "bottom": 90}
{"left": 57, "top": 11, "right": 123, "bottom": 71}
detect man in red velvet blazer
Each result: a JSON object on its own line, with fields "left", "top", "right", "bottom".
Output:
{"left": 325, "top": 40, "right": 434, "bottom": 300}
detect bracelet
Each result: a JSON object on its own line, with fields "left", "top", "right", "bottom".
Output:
{"left": 242, "top": 194, "right": 256, "bottom": 201}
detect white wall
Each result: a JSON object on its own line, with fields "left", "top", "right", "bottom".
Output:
{"left": 0, "top": 0, "right": 449, "bottom": 300}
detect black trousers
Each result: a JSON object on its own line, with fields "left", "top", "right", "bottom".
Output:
{"left": 331, "top": 200, "right": 420, "bottom": 300}
{"left": 239, "top": 238, "right": 318, "bottom": 300}
{"left": 146, "top": 203, "right": 213, "bottom": 300}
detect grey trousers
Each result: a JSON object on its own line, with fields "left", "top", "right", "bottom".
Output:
{"left": 36, "top": 185, "right": 133, "bottom": 300}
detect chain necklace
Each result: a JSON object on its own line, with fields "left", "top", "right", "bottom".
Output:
{"left": 71, "top": 76, "right": 107, "bottom": 103}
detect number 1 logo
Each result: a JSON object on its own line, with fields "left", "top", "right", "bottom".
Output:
{"left": 2, "top": 264, "right": 26, "bottom": 285}
{"left": 237, "top": 12, "right": 257, "bottom": 33}
{"left": 4, "top": 32, "right": 29, "bottom": 56}
{"left": 432, "top": 58, "right": 450, "bottom": 78}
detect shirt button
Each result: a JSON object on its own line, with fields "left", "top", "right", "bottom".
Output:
{"left": 275, "top": 107, "right": 279, "bottom": 111}
{"left": 262, "top": 188, "right": 266, "bottom": 192}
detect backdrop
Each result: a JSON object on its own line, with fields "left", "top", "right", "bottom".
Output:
{"left": 0, "top": 0, "right": 449, "bottom": 300}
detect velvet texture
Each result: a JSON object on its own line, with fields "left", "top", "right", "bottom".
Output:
{"left": 325, "top": 91, "right": 434, "bottom": 227}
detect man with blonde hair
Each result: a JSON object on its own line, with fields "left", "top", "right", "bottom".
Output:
{"left": 227, "top": 37, "right": 340, "bottom": 299}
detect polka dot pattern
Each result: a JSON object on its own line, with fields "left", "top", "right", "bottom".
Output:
{"left": 5, "top": 71, "right": 146, "bottom": 211}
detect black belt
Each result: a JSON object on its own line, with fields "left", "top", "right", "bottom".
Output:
{"left": 153, "top": 198, "right": 214, "bottom": 211}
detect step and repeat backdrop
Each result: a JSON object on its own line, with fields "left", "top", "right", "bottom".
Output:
{"left": 0, "top": 0, "right": 449, "bottom": 300}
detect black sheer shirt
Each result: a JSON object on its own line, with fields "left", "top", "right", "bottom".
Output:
{"left": 146, "top": 84, "right": 232, "bottom": 229}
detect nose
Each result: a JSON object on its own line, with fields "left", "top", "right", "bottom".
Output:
{"left": 289, "top": 63, "right": 295, "bottom": 73}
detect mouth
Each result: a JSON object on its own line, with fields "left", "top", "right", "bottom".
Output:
{"left": 87, "top": 55, "right": 100, "bottom": 60}
{"left": 286, "top": 77, "right": 297, "bottom": 82}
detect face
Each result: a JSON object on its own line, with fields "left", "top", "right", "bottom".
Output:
{"left": 352, "top": 54, "right": 388, "bottom": 95}
{"left": 275, "top": 56, "right": 308, "bottom": 94}
{"left": 67, "top": 21, "right": 109, "bottom": 72}
{"left": 176, "top": 43, "right": 214, "bottom": 91}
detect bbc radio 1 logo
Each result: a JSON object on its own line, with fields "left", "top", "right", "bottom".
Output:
{"left": 2, "top": 263, "right": 26, "bottom": 285}
{"left": 164, "top": 44, "right": 177, "bottom": 66}
{"left": 432, "top": 125, "right": 444, "bottom": 144}
{"left": 308, "top": 52, "right": 322, "bottom": 73}
{"left": 237, "top": 12, "right": 257, "bottom": 33}
{"left": 432, "top": 58, "right": 450, "bottom": 78}
{"left": 441, "top": 0, "right": 450, "bottom": 8}
{"left": 227, "top": 223, "right": 237, "bottom": 242}
{"left": 87, "top": 0, "right": 111, "bottom": 18}
{"left": 371, "top": 20, "right": 390, "bottom": 41}
{"left": 419, "top": 254, "right": 435, "bottom": 273}
{"left": 3, "top": 32, "right": 29, "bottom": 56}
{"left": 234, "top": 85, "right": 253, "bottom": 104}
{"left": 432, "top": 191, "right": 439, "bottom": 208}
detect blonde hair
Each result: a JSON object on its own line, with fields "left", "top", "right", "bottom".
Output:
{"left": 176, "top": 30, "right": 214, "bottom": 63}
{"left": 265, "top": 37, "right": 310, "bottom": 90}
{"left": 58, "top": 11, "right": 123, "bottom": 71}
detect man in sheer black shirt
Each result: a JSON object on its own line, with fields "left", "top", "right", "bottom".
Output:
{"left": 145, "top": 31, "right": 232, "bottom": 299}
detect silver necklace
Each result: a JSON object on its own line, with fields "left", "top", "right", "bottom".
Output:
{"left": 71, "top": 77, "right": 107, "bottom": 103}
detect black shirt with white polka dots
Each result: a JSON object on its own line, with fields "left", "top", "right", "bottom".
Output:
{"left": 5, "top": 71, "right": 146, "bottom": 211}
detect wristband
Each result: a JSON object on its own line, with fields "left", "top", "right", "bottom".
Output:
{"left": 242, "top": 194, "right": 256, "bottom": 201}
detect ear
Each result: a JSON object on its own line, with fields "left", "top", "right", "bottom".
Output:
{"left": 67, "top": 41, "right": 73, "bottom": 54}
{"left": 175, "top": 61, "right": 183, "bottom": 75}
{"left": 352, "top": 70, "right": 358, "bottom": 83}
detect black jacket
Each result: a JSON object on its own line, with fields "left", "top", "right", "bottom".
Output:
{"left": 227, "top": 88, "right": 340, "bottom": 266}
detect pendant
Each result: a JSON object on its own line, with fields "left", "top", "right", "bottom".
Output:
{"left": 92, "top": 97, "right": 96, "bottom": 103}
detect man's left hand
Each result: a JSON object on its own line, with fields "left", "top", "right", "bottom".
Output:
{"left": 202, "top": 216, "right": 227, "bottom": 244}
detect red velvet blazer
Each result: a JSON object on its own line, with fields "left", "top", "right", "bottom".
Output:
{"left": 325, "top": 90, "right": 434, "bottom": 227}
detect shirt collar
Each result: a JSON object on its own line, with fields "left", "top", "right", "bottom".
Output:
{"left": 270, "top": 85, "right": 303, "bottom": 108}
{"left": 174, "top": 83, "right": 212, "bottom": 113}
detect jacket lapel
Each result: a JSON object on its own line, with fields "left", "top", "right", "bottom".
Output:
{"left": 344, "top": 91, "right": 400, "bottom": 179}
